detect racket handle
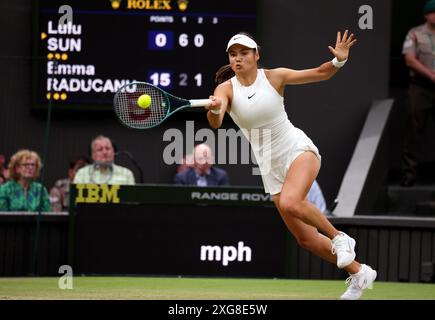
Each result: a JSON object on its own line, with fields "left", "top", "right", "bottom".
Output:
{"left": 189, "top": 99, "right": 212, "bottom": 107}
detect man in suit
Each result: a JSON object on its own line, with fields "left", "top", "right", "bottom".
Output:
{"left": 174, "top": 144, "right": 229, "bottom": 186}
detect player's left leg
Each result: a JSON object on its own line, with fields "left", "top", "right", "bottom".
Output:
{"left": 273, "top": 195, "right": 376, "bottom": 299}
{"left": 273, "top": 195, "right": 357, "bottom": 269}
{"left": 277, "top": 151, "right": 356, "bottom": 268}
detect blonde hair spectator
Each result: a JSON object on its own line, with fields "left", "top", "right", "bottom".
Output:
{"left": 8, "top": 150, "right": 42, "bottom": 181}
{"left": 0, "top": 149, "right": 50, "bottom": 212}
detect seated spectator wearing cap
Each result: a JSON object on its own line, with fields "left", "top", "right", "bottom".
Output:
{"left": 174, "top": 144, "right": 229, "bottom": 186}
{"left": 0, "top": 149, "right": 50, "bottom": 212}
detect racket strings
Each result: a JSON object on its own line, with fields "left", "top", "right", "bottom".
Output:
{"left": 114, "top": 83, "right": 169, "bottom": 129}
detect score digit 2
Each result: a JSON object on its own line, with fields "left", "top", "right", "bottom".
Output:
{"left": 178, "top": 73, "right": 202, "bottom": 87}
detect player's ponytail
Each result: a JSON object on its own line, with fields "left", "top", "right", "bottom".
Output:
{"left": 215, "top": 64, "right": 234, "bottom": 85}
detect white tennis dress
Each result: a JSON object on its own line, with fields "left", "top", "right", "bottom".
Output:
{"left": 229, "top": 69, "right": 321, "bottom": 195}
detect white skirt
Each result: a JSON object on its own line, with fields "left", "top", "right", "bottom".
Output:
{"left": 259, "top": 127, "right": 321, "bottom": 195}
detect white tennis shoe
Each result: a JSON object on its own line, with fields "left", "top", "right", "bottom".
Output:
{"left": 340, "top": 264, "right": 377, "bottom": 300}
{"left": 331, "top": 232, "right": 356, "bottom": 268}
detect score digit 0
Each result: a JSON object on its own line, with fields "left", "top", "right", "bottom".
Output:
{"left": 148, "top": 31, "right": 173, "bottom": 50}
{"left": 178, "top": 34, "right": 204, "bottom": 48}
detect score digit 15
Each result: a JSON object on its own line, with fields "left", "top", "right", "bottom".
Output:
{"left": 148, "top": 72, "right": 202, "bottom": 88}
{"left": 148, "top": 72, "right": 172, "bottom": 87}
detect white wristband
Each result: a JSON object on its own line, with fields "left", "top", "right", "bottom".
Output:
{"left": 210, "top": 109, "right": 221, "bottom": 115}
{"left": 332, "top": 57, "right": 347, "bottom": 68}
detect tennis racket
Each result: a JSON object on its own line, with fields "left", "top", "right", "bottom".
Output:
{"left": 113, "top": 81, "right": 211, "bottom": 129}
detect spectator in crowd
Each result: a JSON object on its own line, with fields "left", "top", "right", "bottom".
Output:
{"left": 401, "top": 0, "right": 435, "bottom": 186}
{"left": 73, "top": 135, "right": 135, "bottom": 185}
{"left": 307, "top": 180, "right": 328, "bottom": 215}
{"left": 174, "top": 144, "right": 229, "bottom": 186}
{"left": 50, "top": 155, "right": 90, "bottom": 212}
{"left": 0, "top": 154, "right": 8, "bottom": 184}
{"left": 0, "top": 149, "right": 50, "bottom": 212}
{"left": 176, "top": 153, "right": 194, "bottom": 174}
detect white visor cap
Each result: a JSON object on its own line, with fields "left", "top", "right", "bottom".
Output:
{"left": 226, "top": 34, "right": 258, "bottom": 52}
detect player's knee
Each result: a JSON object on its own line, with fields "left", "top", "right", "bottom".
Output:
{"left": 279, "top": 198, "right": 304, "bottom": 219}
{"left": 295, "top": 236, "right": 314, "bottom": 251}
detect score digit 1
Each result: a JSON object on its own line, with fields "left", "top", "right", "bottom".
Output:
{"left": 178, "top": 73, "right": 202, "bottom": 87}
{"left": 194, "top": 73, "right": 202, "bottom": 87}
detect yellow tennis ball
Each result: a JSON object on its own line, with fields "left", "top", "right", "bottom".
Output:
{"left": 137, "top": 94, "right": 151, "bottom": 109}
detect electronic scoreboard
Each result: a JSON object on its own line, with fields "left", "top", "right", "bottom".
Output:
{"left": 33, "top": 0, "right": 257, "bottom": 110}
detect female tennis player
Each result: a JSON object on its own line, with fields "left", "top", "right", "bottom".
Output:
{"left": 205, "top": 31, "right": 376, "bottom": 300}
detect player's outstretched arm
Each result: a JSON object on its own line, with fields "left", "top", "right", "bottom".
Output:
{"left": 273, "top": 30, "right": 357, "bottom": 86}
